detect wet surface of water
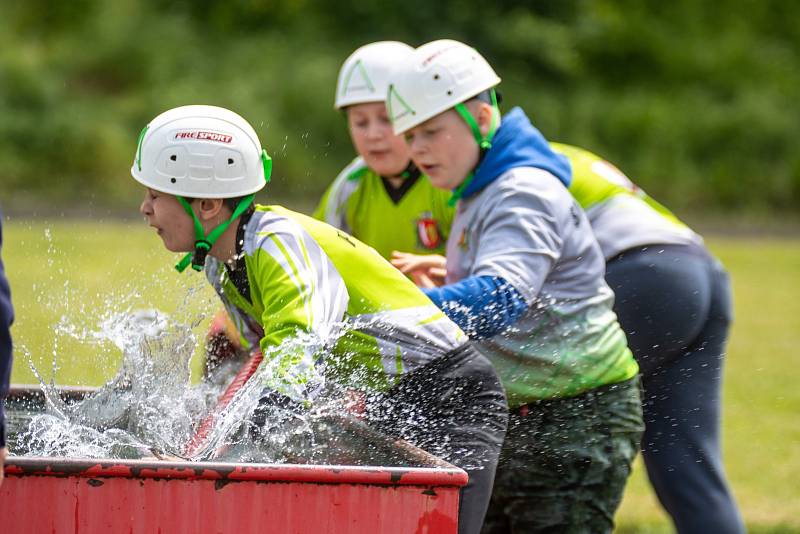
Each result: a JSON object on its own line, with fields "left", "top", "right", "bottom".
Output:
{"left": 7, "top": 310, "right": 433, "bottom": 467}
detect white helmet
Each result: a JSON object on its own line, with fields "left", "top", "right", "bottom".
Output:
{"left": 335, "top": 41, "right": 414, "bottom": 109}
{"left": 387, "top": 39, "right": 501, "bottom": 134}
{"left": 131, "top": 105, "right": 271, "bottom": 199}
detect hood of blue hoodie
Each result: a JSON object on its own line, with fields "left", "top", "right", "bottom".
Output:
{"left": 460, "top": 107, "right": 572, "bottom": 200}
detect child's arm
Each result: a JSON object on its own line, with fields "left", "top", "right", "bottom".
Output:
{"left": 251, "top": 226, "right": 350, "bottom": 403}
{"left": 425, "top": 172, "right": 572, "bottom": 338}
{"left": 422, "top": 276, "right": 527, "bottom": 339}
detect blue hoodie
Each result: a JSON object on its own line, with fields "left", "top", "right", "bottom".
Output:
{"left": 423, "top": 107, "right": 572, "bottom": 339}
{"left": 461, "top": 106, "right": 571, "bottom": 199}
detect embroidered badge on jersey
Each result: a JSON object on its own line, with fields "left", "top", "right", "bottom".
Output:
{"left": 416, "top": 212, "right": 442, "bottom": 250}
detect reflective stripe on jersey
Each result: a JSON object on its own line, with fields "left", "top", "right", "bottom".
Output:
{"left": 554, "top": 143, "right": 702, "bottom": 259}
{"left": 206, "top": 205, "right": 466, "bottom": 397}
{"left": 316, "top": 157, "right": 367, "bottom": 234}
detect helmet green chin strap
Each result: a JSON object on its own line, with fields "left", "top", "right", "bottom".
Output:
{"left": 175, "top": 149, "right": 272, "bottom": 273}
{"left": 448, "top": 88, "right": 500, "bottom": 207}
{"left": 174, "top": 193, "right": 255, "bottom": 273}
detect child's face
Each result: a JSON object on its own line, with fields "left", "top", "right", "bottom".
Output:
{"left": 139, "top": 188, "right": 196, "bottom": 253}
{"left": 404, "top": 109, "right": 480, "bottom": 191}
{"left": 347, "top": 102, "right": 411, "bottom": 177}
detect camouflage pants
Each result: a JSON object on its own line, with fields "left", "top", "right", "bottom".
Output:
{"left": 482, "top": 377, "right": 644, "bottom": 534}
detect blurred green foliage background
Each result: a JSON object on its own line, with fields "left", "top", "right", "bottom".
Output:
{"left": 2, "top": 4, "right": 799, "bottom": 530}
{"left": 1, "top": 0, "right": 798, "bottom": 215}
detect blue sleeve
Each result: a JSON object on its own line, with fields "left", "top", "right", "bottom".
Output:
{"left": 0, "top": 215, "right": 14, "bottom": 448}
{"left": 423, "top": 275, "right": 528, "bottom": 339}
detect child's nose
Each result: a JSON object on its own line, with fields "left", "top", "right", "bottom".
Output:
{"left": 139, "top": 198, "right": 152, "bottom": 216}
{"left": 367, "top": 123, "right": 385, "bottom": 140}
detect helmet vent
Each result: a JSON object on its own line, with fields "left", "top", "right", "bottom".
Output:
{"left": 227, "top": 158, "right": 235, "bottom": 165}
{"left": 447, "top": 90, "right": 453, "bottom": 95}
{"left": 433, "top": 73, "right": 440, "bottom": 80}
{"left": 170, "top": 178, "right": 177, "bottom": 183}
{"left": 170, "top": 154, "right": 177, "bottom": 161}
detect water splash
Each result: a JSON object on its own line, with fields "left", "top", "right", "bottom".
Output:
{"left": 15, "top": 311, "right": 358, "bottom": 463}
{"left": 12, "top": 308, "right": 488, "bottom": 468}
{"left": 16, "top": 310, "right": 215, "bottom": 459}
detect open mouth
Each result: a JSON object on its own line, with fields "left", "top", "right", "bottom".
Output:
{"left": 419, "top": 163, "right": 439, "bottom": 174}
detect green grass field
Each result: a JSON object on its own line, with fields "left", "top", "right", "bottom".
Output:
{"left": 3, "top": 219, "right": 799, "bottom": 533}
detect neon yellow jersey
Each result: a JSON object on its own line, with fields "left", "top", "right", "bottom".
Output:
{"left": 553, "top": 143, "right": 702, "bottom": 259}
{"left": 204, "top": 205, "right": 466, "bottom": 400}
{"left": 313, "top": 158, "right": 454, "bottom": 259}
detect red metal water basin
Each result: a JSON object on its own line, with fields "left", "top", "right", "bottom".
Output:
{"left": 2, "top": 456, "right": 466, "bottom": 533}
{"left": 2, "top": 385, "right": 467, "bottom": 533}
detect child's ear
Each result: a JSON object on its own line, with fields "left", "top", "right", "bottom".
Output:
{"left": 198, "top": 198, "right": 225, "bottom": 221}
{"left": 478, "top": 102, "right": 495, "bottom": 135}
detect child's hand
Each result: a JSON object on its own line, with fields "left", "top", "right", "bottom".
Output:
{"left": 390, "top": 252, "right": 447, "bottom": 288}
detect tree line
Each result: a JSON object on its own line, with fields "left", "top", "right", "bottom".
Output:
{"left": 1, "top": 0, "right": 797, "bottom": 214}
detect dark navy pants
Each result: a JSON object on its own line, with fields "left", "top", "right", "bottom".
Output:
{"left": 606, "top": 244, "right": 745, "bottom": 534}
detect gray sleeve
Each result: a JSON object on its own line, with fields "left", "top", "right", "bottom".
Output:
{"left": 470, "top": 172, "right": 571, "bottom": 304}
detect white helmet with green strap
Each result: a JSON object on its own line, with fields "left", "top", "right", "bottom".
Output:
{"left": 387, "top": 40, "right": 502, "bottom": 204}
{"left": 335, "top": 41, "right": 414, "bottom": 109}
{"left": 131, "top": 105, "right": 272, "bottom": 272}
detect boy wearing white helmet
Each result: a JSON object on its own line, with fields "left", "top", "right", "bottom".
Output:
{"left": 396, "top": 140, "right": 745, "bottom": 533}
{"left": 314, "top": 42, "right": 454, "bottom": 260}
{"left": 132, "top": 105, "right": 507, "bottom": 534}
{"left": 387, "top": 41, "right": 644, "bottom": 533}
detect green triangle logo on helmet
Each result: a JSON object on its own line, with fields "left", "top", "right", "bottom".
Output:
{"left": 386, "top": 84, "right": 416, "bottom": 124}
{"left": 135, "top": 125, "right": 149, "bottom": 172}
{"left": 341, "top": 59, "right": 376, "bottom": 97}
